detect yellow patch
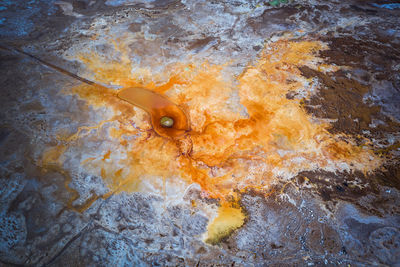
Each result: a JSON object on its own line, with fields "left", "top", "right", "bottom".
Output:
{"left": 205, "top": 203, "right": 246, "bottom": 245}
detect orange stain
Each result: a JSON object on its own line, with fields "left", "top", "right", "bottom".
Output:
{"left": 54, "top": 39, "right": 382, "bottom": 200}
{"left": 102, "top": 150, "right": 111, "bottom": 161}
{"left": 118, "top": 87, "right": 190, "bottom": 138}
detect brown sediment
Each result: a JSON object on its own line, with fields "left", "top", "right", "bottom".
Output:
{"left": 187, "top": 37, "right": 218, "bottom": 51}
{"left": 296, "top": 36, "right": 400, "bottom": 195}
{"left": 299, "top": 66, "right": 400, "bottom": 145}
{"left": 313, "top": 36, "right": 400, "bottom": 140}
{"left": 373, "top": 164, "right": 400, "bottom": 191}
{"left": 319, "top": 37, "right": 400, "bottom": 72}
{"left": 299, "top": 66, "right": 381, "bottom": 136}
{"left": 291, "top": 166, "right": 400, "bottom": 217}
{"left": 297, "top": 170, "right": 374, "bottom": 201}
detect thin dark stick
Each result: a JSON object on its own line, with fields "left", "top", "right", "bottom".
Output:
{"left": 0, "top": 43, "right": 103, "bottom": 87}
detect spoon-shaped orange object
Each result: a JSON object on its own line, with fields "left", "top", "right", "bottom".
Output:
{"left": 118, "top": 87, "right": 190, "bottom": 138}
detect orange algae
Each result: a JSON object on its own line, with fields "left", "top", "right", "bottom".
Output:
{"left": 54, "top": 39, "right": 382, "bottom": 202}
